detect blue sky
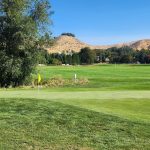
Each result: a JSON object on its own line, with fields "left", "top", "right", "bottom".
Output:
{"left": 50, "top": 0, "right": 150, "bottom": 45}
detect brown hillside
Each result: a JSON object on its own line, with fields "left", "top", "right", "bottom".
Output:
{"left": 47, "top": 35, "right": 91, "bottom": 53}
{"left": 130, "top": 39, "right": 150, "bottom": 50}
{"left": 46, "top": 35, "right": 150, "bottom": 53}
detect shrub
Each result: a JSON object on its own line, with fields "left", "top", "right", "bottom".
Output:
{"left": 33, "top": 76, "right": 89, "bottom": 87}
{"left": 52, "top": 59, "right": 62, "bottom": 65}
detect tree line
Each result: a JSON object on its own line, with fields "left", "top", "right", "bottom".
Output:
{"left": 39, "top": 47, "right": 150, "bottom": 65}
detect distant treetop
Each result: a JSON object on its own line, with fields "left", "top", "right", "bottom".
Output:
{"left": 61, "top": 33, "right": 75, "bottom": 37}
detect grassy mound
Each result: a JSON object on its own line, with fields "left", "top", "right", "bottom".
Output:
{"left": 0, "top": 98, "right": 149, "bottom": 150}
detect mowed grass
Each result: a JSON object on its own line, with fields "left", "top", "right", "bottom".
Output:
{"left": 56, "top": 98, "right": 150, "bottom": 123}
{"left": 38, "top": 64, "right": 150, "bottom": 90}
{"left": 0, "top": 98, "right": 150, "bottom": 150}
{"left": 0, "top": 90, "right": 150, "bottom": 123}
{"left": 0, "top": 65, "right": 150, "bottom": 149}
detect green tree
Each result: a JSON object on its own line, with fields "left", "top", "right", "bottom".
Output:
{"left": 72, "top": 53, "right": 80, "bottom": 65}
{"left": 61, "top": 33, "right": 75, "bottom": 37}
{"left": 136, "top": 49, "right": 150, "bottom": 64}
{"left": 39, "top": 32, "right": 54, "bottom": 48}
{"left": 94, "top": 49, "right": 106, "bottom": 63}
{"left": 107, "top": 47, "right": 134, "bottom": 63}
{"left": 79, "top": 47, "right": 96, "bottom": 64}
{"left": 66, "top": 55, "right": 72, "bottom": 65}
{"left": 0, "top": 0, "right": 53, "bottom": 87}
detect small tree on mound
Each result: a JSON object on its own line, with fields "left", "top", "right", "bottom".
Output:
{"left": 61, "top": 33, "right": 75, "bottom": 37}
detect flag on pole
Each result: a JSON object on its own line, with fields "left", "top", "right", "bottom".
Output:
{"left": 38, "top": 74, "right": 41, "bottom": 84}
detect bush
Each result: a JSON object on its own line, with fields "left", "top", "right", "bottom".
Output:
{"left": 33, "top": 76, "right": 89, "bottom": 87}
{"left": 52, "top": 59, "right": 62, "bottom": 65}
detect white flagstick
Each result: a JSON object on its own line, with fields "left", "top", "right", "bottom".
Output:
{"left": 74, "top": 73, "right": 77, "bottom": 82}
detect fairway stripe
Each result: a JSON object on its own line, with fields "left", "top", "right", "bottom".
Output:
{"left": 0, "top": 90, "right": 150, "bottom": 100}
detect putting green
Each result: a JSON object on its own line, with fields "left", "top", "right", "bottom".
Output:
{"left": 1, "top": 90, "right": 150, "bottom": 100}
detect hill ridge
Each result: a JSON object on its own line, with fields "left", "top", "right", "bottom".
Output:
{"left": 47, "top": 35, "right": 150, "bottom": 53}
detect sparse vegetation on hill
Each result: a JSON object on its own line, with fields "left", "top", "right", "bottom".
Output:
{"left": 47, "top": 34, "right": 150, "bottom": 53}
{"left": 131, "top": 39, "right": 150, "bottom": 50}
{"left": 61, "top": 33, "right": 76, "bottom": 37}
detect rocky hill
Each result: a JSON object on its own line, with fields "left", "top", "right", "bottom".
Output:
{"left": 46, "top": 35, "right": 150, "bottom": 53}
{"left": 130, "top": 40, "right": 150, "bottom": 50}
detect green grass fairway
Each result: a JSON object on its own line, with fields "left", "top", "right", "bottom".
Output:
{"left": 0, "top": 65, "right": 150, "bottom": 149}
{"left": 38, "top": 64, "right": 150, "bottom": 90}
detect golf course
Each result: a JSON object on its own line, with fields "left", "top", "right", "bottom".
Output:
{"left": 0, "top": 64, "right": 150, "bottom": 149}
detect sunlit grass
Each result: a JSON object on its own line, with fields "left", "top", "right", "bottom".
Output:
{"left": 0, "top": 98, "right": 149, "bottom": 150}
{"left": 0, "top": 64, "right": 150, "bottom": 149}
{"left": 37, "top": 64, "right": 150, "bottom": 90}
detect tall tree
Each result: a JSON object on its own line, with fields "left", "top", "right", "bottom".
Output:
{"left": 79, "top": 47, "right": 96, "bottom": 64}
{"left": 72, "top": 53, "right": 80, "bottom": 65}
{"left": 0, "top": 0, "right": 53, "bottom": 87}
